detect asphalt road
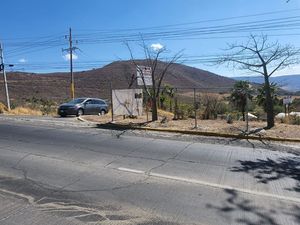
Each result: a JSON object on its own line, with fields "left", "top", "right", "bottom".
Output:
{"left": 0, "top": 117, "right": 299, "bottom": 225}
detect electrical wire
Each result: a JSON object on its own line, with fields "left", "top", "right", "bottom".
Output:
{"left": 2, "top": 9, "right": 300, "bottom": 73}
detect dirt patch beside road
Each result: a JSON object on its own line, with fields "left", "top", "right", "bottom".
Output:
{"left": 82, "top": 113, "right": 300, "bottom": 140}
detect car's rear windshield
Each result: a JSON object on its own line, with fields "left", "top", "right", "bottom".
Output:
{"left": 68, "top": 98, "right": 86, "bottom": 104}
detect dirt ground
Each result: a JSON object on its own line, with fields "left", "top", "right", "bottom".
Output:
{"left": 82, "top": 111, "right": 300, "bottom": 140}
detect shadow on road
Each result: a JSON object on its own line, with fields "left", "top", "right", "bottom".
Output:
{"left": 207, "top": 189, "right": 299, "bottom": 225}
{"left": 231, "top": 156, "right": 300, "bottom": 192}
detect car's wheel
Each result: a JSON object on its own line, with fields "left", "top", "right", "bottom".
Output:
{"left": 77, "top": 109, "right": 84, "bottom": 117}
{"left": 60, "top": 114, "right": 67, "bottom": 117}
{"left": 100, "top": 109, "right": 106, "bottom": 115}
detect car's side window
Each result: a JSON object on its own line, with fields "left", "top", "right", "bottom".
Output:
{"left": 85, "top": 100, "right": 92, "bottom": 105}
{"left": 92, "top": 100, "right": 104, "bottom": 105}
{"left": 98, "top": 100, "right": 105, "bottom": 105}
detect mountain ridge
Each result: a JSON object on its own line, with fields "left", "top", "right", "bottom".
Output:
{"left": 232, "top": 74, "right": 300, "bottom": 92}
{"left": 0, "top": 60, "right": 237, "bottom": 104}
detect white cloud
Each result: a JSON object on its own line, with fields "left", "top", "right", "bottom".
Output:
{"left": 18, "top": 58, "right": 27, "bottom": 63}
{"left": 151, "top": 43, "right": 164, "bottom": 51}
{"left": 63, "top": 53, "right": 78, "bottom": 61}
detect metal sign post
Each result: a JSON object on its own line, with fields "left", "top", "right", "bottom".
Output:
{"left": 283, "top": 96, "right": 293, "bottom": 121}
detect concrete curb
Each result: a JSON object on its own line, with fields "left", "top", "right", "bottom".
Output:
{"left": 77, "top": 116, "right": 87, "bottom": 122}
{"left": 97, "top": 123, "right": 300, "bottom": 143}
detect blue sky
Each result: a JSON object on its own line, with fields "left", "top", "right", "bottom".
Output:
{"left": 1, "top": 0, "right": 300, "bottom": 77}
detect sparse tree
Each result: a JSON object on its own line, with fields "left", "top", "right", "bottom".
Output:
{"left": 126, "top": 40, "right": 182, "bottom": 121}
{"left": 219, "top": 35, "right": 299, "bottom": 129}
{"left": 230, "top": 81, "right": 253, "bottom": 121}
{"left": 201, "top": 93, "right": 221, "bottom": 120}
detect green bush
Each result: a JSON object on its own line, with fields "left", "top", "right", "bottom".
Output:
{"left": 40, "top": 99, "right": 56, "bottom": 115}
{"left": 273, "top": 104, "right": 284, "bottom": 114}
{"left": 177, "top": 103, "right": 194, "bottom": 119}
{"left": 253, "top": 105, "right": 265, "bottom": 120}
{"left": 216, "top": 102, "right": 229, "bottom": 114}
{"left": 24, "top": 97, "right": 57, "bottom": 115}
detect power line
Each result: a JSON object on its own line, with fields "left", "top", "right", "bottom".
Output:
{"left": 2, "top": 9, "right": 300, "bottom": 73}
{"left": 75, "top": 8, "right": 300, "bottom": 33}
{"left": 4, "top": 12, "right": 300, "bottom": 50}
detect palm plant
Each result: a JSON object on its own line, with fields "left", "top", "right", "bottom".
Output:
{"left": 230, "top": 81, "right": 253, "bottom": 121}
{"left": 161, "top": 85, "right": 175, "bottom": 112}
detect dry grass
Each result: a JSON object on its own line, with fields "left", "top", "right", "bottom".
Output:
{"left": 83, "top": 111, "right": 300, "bottom": 140}
{"left": 157, "top": 109, "right": 174, "bottom": 118}
{"left": 8, "top": 107, "right": 43, "bottom": 116}
{"left": 0, "top": 102, "right": 8, "bottom": 114}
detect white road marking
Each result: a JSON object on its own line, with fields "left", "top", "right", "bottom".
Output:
{"left": 118, "top": 167, "right": 145, "bottom": 174}
{"left": 117, "top": 167, "right": 300, "bottom": 204}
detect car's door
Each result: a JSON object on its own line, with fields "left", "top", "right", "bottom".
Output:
{"left": 96, "top": 99, "right": 107, "bottom": 113}
{"left": 90, "top": 99, "right": 100, "bottom": 114}
{"left": 83, "top": 99, "right": 93, "bottom": 114}
{"left": 89, "top": 99, "right": 105, "bottom": 114}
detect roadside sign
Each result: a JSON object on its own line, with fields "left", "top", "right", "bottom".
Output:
{"left": 137, "top": 66, "right": 152, "bottom": 86}
{"left": 112, "top": 89, "right": 143, "bottom": 116}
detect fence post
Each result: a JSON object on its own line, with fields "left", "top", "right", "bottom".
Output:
{"left": 110, "top": 81, "right": 114, "bottom": 122}
{"left": 246, "top": 96, "right": 249, "bottom": 133}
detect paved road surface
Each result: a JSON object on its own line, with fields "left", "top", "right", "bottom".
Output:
{"left": 0, "top": 117, "right": 299, "bottom": 225}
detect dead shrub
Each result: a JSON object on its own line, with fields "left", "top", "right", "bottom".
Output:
{"left": 8, "top": 107, "right": 43, "bottom": 116}
{"left": 284, "top": 115, "right": 300, "bottom": 125}
{"left": 0, "top": 102, "right": 8, "bottom": 113}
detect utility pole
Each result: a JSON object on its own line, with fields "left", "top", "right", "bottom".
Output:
{"left": 0, "top": 43, "right": 11, "bottom": 111}
{"left": 63, "top": 28, "right": 77, "bottom": 99}
{"left": 69, "top": 28, "right": 74, "bottom": 100}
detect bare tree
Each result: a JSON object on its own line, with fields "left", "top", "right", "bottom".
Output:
{"left": 219, "top": 35, "right": 299, "bottom": 129}
{"left": 201, "top": 93, "right": 221, "bottom": 120}
{"left": 126, "top": 40, "right": 183, "bottom": 121}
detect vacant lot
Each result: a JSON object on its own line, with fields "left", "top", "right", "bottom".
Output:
{"left": 82, "top": 112, "right": 300, "bottom": 140}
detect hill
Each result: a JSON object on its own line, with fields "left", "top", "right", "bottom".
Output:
{"left": 0, "top": 60, "right": 236, "bottom": 104}
{"left": 233, "top": 75, "right": 300, "bottom": 92}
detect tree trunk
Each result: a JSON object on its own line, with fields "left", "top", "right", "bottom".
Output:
{"left": 264, "top": 75, "right": 274, "bottom": 129}
{"left": 151, "top": 97, "right": 158, "bottom": 121}
{"left": 157, "top": 92, "right": 161, "bottom": 108}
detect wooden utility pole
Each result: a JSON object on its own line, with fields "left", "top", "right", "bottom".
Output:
{"left": 0, "top": 43, "right": 11, "bottom": 110}
{"left": 63, "top": 28, "right": 76, "bottom": 99}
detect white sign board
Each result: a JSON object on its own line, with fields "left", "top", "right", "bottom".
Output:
{"left": 112, "top": 89, "right": 143, "bottom": 116}
{"left": 137, "top": 65, "right": 152, "bottom": 86}
{"left": 283, "top": 96, "right": 293, "bottom": 105}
